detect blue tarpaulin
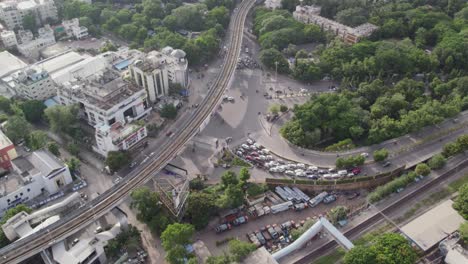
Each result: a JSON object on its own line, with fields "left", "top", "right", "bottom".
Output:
{"left": 114, "top": 59, "right": 131, "bottom": 71}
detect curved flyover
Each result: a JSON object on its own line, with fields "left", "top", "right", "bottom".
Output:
{"left": 0, "top": 0, "right": 256, "bottom": 262}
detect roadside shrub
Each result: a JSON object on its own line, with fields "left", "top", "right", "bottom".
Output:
{"left": 373, "top": 148, "right": 389, "bottom": 162}
{"left": 415, "top": 163, "right": 431, "bottom": 176}
{"left": 368, "top": 171, "right": 417, "bottom": 203}
{"left": 336, "top": 155, "right": 365, "bottom": 169}
{"left": 427, "top": 154, "right": 446, "bottom": 169}
{"left": 280, "top": 105, "right": 288, "bottom": 112}
{"left": 325, "top": 139, "right": 355, "bottom": 151}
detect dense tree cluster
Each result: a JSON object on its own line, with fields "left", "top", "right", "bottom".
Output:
{"left": 62, "top": 0, "right": 233, "bottom": 65}
{"left": 130, "top": 187, "right": 172, "bottom": 234}
{"left": 105, "top": 225, "right": 141, "bottom": 259}
{"left": 453, "top": 183, "right": 468, "bottom": 220}
{"left": 274, "top": 1, "right": 468, "bottom": 147}
{"left": 343, "top": 233, "right": 417, "bottom": 264}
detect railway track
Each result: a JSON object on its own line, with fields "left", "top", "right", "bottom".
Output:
{"left": 0, "top": 1, "right": 256, "bottom": 263}
{"left": 293, "top": 157, "right": 468, "bottom": 264}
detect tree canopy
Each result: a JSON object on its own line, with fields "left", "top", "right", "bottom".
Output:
{"left": 453, "top": 183, "right": 468, "bottom": 220}
{"left": 130, "top": 187, "right": 171, "bottom": 234}
{"left": 105, "top": 151, "right": 131, "bottom": 172}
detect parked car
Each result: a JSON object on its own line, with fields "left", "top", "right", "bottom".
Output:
{"left": 323, "top": 195, "right": 336, "bottom": 204}
{"left": 233, "top": 216, "right": 248, "bottom": 226}
{"left": 254, "top": 143, "right": 263, "bottom": 149}
{"left": 241, "top": 144, "right": 250, "bottom": 150}
{"left": 215, "top": 223, "right": 232, "bottom": 233}
{"left": 246, "top": 139, "right": 255, "bottom": 145}
{"left": 383, "top": 161, "right": 392, "bottom": 167}
{"left": 352, "top": 167, "right": 362, "bottom": 175}
{"left": 361, "top": 152, "right": 369, "bottom": 158}
{"left": 267, "top": 225, "right": 279, "bottom": 239}
{"left": 285, "top": 170, "right": 295, "bottom": 176}
{"left": 255, "top": 231, "right": 267, "bottom": 244}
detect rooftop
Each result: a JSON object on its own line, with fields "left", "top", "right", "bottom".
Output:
{"left": 35, "top": 51, "right": 88, "bottom": 74}
{"left": 97, "top": 121, "right": 144, "bottom": 144}
{"left": 0, "top": 51, "right": 27, "bottom": 77}
{"left": 12, "top": 149, "right": 65, "bottom": 179}
{"left": 9, "top": 66, "right": 49, "bottom": 86}
{"left": 133, "top": 46, "right": 187, "bottom": 72}
{"left": 0, "top": 130, "right": 13, "bottom": 149}
{"left": 401, "top": 199, "right": 465, "bottom": 251}
{"left": 61, "top": 68, "right": 143, "bottom": 110}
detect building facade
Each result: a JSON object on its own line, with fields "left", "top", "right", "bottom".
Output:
{"left": 0, "top": 0, "right": 58, "bottom": 30}
{"left": 17, "top": 25, "right": 56, "bottom": 58}
{"left": 62, "top": 18, "right": 88, "bottom": 40}
{"left": 93, "top": 121, "right": 147, "bottom": 156}
{"left": 0, "top": 150, "right": 73, "bottom": 215}
{"left": 293, "top": 5, "right": 378, "bottom": 44}
{"left": 0, "top": 130, "right": 17, "bottom": 170}
{"left": 5, "top": 66, "right": 55, "bottom": 100}
{"left": 0, "top": 30, "right": 17, "bottom": 48}
{"left": 57, "top": 68, "right": 151, "bottom": 127}
{"left": 130, "top": 46, "right": 189, "bottom": 102}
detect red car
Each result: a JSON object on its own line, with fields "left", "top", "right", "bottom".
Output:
{"left": 352, "top": 167, "right": 361, "bottom": 175}
{"left": 246, "top": 156, "right": 254, "bottom": 161}
{"left": 250, "top": 152, "right": 259, "bottom": 157}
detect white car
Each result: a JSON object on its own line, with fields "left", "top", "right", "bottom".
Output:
{"left": 241, "top": 144, "right": 250, "bottom": 149}
{"left": 266, "top": 155, "right": 274, "bottom": 160}
{"left": 276, "top": 166, "right": 286, "bottom": 173}
{"left": 246, "top": 139, "right": 255, "bottom": 145}
{"left": 300, "top": 88, "right": 308, "bottom": 93}
{"left": 296, "top": 163, "right": 306, "bottom": 169}
{"left": 250, "top": 145, "right": 258, "bottom": 151}
{"left": 254, "top": 143, "right": 263, "bottom": 149}
{"left": 259, "top": 155, "right": 267, "bottom": 160}
{"left": 296, "top": 171, "right": 307, "bottom": 177}
{"left": 262, "top": 149, "right": 270, "bottom": 155}
{"left": 269, "top": 161, "right": 279, "bottom": 167}
{"left": 285, "top": 170, "right": 295, "bottom": 176}
{"left": 228, "top": 96, "right": 235, "bottom": 102}
{"left": 361, "top": 152, "right": 369, "bottom": 158}
{"left": 269, "top": 167, "right": 278, "bottom": 173}
{"left": 287, "top": 163, "right": 297, "bottom": 170}
{"left": 308, "top": 166, "right": 318, "bottom": 171}
{"left": 294, "top": 169, "right": 304, "bottom": 174}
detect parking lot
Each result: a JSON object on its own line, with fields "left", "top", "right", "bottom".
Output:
{"left": 197, "top": 189, "right": 366, "bottom": 256}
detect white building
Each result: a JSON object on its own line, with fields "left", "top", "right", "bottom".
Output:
{"left": 57, "top": 68, "right": 151, "bottom": 127}
{"left": 62, "top": 18, "right": 88, "bottom": 40}
{"left": 17, "top": 24, "right": 56, "bottom": 58}
{"left": 0, "top": 0, "right": 58, "bottom": 30}
{"left": 3, "top": 66, "right": 55, "bottom": 100}
{"left": 293, "top": 5, "right": 378, "bottom": 44}
{"left": 0, "top": 30, "right": 17, "bottom": 48}
{"left": 130, "top": 46, "right": 189, "bottom": 102}
{"left": 94, "top": 121, "right": 147, "bottom": 157}
{"left": 0, "top": 149, "right": 73, "bottom": 216}
{"left": 264, "top": 0, "right": 282, "bottom": 10}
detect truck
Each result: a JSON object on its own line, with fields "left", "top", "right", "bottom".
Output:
{"left": 267, "top": 225, "right": 279, "bottom": 239}
{"left": 271, "top": 201, "right": 293, "bottom": 214}
{"left": 260, "top": 227, "right": 272, "bottom": 241}
{"left": 294, "top": 202, "right": 308, "bottom": 211}
{"left": 309, "top": 192, "right": 328, "bottom": 207}
{"left": 323, "top": 194, "right": 337, "bottom": 204}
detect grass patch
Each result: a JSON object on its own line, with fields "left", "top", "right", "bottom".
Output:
{"left": 314, "top": 249, "right": 345, "bottom": 264}
{"left": 232, "top": 156, "right": 252, "bottom": 167}
{"left": 395, "top": 188, "right": 451, "bottom": 223}
{"left": 448, "top": 174, "right": 468, "bottom": 193}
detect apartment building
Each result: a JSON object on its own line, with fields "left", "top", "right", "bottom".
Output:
{"left": 293, "top": 5, "right": 378, "bottom": 44}
{"left": 0, "top": 30, "right": 17, "bottom": 48}
{"left": 0, "top": 0, "right": 58, "bottom": 30}
{"left": 129, "top": 46, "right": 189, "bottom": 102}
{"left": 0, "top": 149, "right": 73, "bottom": 215}
{"left": 57, "top": 68, "right": 151, "bottom": 127}
{"left": 264, "top": 0, "right": 282, "bottom": 9}
{"left": 62, "top": 18, "right": 88, "bottom": 40}
{"left": 17, "top": 24, "right": 56, "bottom": 58}
{"left": 3, "top": 65, "right": 55, "bottom": 100}
{"left": 93, "top": 121, "right": 148, "bottom": 157}
{"left": 0, "top": 130, "right": 17, "bottom": 170}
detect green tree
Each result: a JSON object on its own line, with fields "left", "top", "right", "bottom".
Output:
{"left": 47, "top": 142, "right": 60, "bottom": 156}
{"left": 259, "top": 48, "right": 290, "bottom": 74}
{"left": 130, "top": 187, "right": 171, "bottom": 234}
{"left": 0, "top": 96, "right": 12, "bottom": 113}
{"left": 206, "top": 255, "right": 231, "bottom": 264}
{"left": 224, "top": 184, "right": 244, "bottom": 208}
{"left": 186, "top": 192, "right": 218, "bottom": 229}
{"left": 415, "top": 163, "right": 431, "bottom": 176}
{"left": 239, "top": 167, "right": 251, "bottom": 183}
{"left": 67, "top": 143, "right": 80, "bottom": 156}
{"left": 0, "top": 205, "right": 32, "bottom": 247}
{"left": 20, "top": 100, "right": 46, "bottom": 123}
{"left": 166, "top": 244, "right": 190, "bottom": 264}
{"left": 160, "top": 104, "right": 178, "bottom": 119}
{"left": 161, "top": 223, "right": 195, "bottom": 251}
{"left": 105, "top": 151, "right": 131, "bottom": 172}
{"left": 228, "top": 239, "right": 256, "bottom": 261}
{"left": 442, "top": 142, "right": 461, "bottom": 157}
{"left": 335, "top": 7, "right": 368, "bottom": 27}
{"left": 5, "top": 115, "right": 31, "bottom": 143}
{"left": 269, "top": 104, "right": 280, "bottom": 115}
{"left": 336, "top": 155, "right": 365, "bottom": 169}
{"left": 344, "top": 233, "right": 416, "bottom": 264}
{"left": 44, "top": 105, "right": 78, "bottom": 134}
{"left": 221, "top": 170, "right": 238, "bottom": 187}
{"left": 280, "top": 105, "right": 288, "bottom": 112}
{"left": 460, "top": 222, "right": 468, "bottom": 244}
{"left": 106, "top": 225, "right": 141, "bottom": 258}
{"left": 66, "top": 157, "right": 80, "bottom": 173}
{"left": 453, "top": 183, "right": 468, "bottom": 219}
{"left": 427, "top": 153, "right": 446, "bottom": 169}
{"left": 22, "top": 13, "right": 37, "bottom": 32}
{"left": 373, "top": 148, "right": 389, "bottom": 162}
{"left": 26, "top": 130, "right": 48, "bottom": 150}
{"left": 328, "top": 206, "right": 349, "bottom": 224}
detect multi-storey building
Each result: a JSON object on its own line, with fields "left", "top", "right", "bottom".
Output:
{"left": 4, "top": 65, "right": 55, "bottom": 100}
{"left": 129, "top": 46, "right": 189, "bottom": 102}
{"left": 62, "top": 18, "right": 88, "bottom": 40}
{"left": 17, "top": 24, "right": 56, "bottom": 58}
{"left": 93, "top": 121, "right": 147, "bottom": 157}
{"left": 0, "top": 0, "right": 58, "bottom": 30}
{"left": 57, "top": 68, "right": 151, "bottom": 127}
{"left": 0, "top": 30, "right": 17, "bottom": 48}
{"left": 293, "top": 5, "right": 378, "bottom": 44}
{"left": 0, "top": 149, "right": 73, "bottom": 215}
{"left": 264, "top": 0, "right": 282, "bottom": 9}
{"left": 0, "top": 130, "right": 17, "bottom": 170}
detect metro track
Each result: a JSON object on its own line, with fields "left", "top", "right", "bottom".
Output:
{"left": 0, "top": 0, "right": 256, "bottom": 263}
{"left": 292, "top": 157, "right": 468, "bottom": 264}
